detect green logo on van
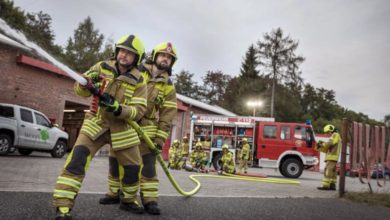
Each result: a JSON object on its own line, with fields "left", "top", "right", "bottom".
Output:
{"left": 40, "top": 130, "right": 49, "bottom": 141}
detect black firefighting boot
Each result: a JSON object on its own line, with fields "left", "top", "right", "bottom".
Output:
{"left": 99, "top": 194, "right": 120, "bottom": 204}
{"left": 140, "top": 191, "right": 161, "bottom": 215}
{"left": 55, "top": 207, "right": 72, "bottom": 220}
{"left": 144, "top": 202, "right": 161, "bottom": 215}
{"left": 119, "top": 201, "right": 144, "bottom": 214}
{"left": 317, "top": 186, "right": 331, "bottom": 190}
{"left": 329, "top": 183, "right": 336, "bottom": 191}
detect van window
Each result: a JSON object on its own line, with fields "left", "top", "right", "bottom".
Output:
{"left": 263, "top": 125, "right": 277, "bottom": 139}
{"left": 280, "top": 126, "right": 291, "bottom": 140}
{"left": 35, "top": 112, "right": 51, "bottom": 127}
{"left": 294, "top": 126, "right": 307, "bottom": 140}
{"left": 0, "top": 105, "right": 14, "bottom": 118}
{"left": 20, "top": 109, "right": 33, "bottom": 123}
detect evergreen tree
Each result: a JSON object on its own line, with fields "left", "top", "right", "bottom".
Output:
{"left": 240, "top": 44, "right": 259, "bottom": 78}
{"left": 257, "top": 28, "right": 304, "bottom": 117}
{"left": 25, "top": 11, "right": 56, "bottom": 52}
{"left": 201, "top": 70, "right": 231, "bottom": 106}
{"left": 62, "top": 17, "right": 105, "bottom": 72}
{"left": 173, "top": 70, "right": 200, "bottom": 99}
{"left": 0, "top": 0, "right": 27, "bottom": 31}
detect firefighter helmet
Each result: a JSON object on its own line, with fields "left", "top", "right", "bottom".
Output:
{"left": 323, "top": 124, "right": 335, "bottom": 133}
{"left": 173, "top": 139, "right": 179, "bottom": 145}
{"left": 114, "top": 34, "right": 145, "bottom": 66}
{"left": 242, "top": 138, "right": 248, "bottom": 142}
{"left": 222, "top": 144, "right": 229, "bottom": 150}
{"left": 151, "top": 42, "right": 178, "bottom": 66}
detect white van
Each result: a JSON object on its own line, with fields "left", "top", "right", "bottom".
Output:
{"left": 0, "top": 103, "right": 69, "bottom": 158}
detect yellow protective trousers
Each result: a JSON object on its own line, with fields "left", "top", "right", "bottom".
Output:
{"left": 53, "top": 132, "right": 141, "bottom": 208}
{"left": 322, "top": 160, "right": 337, "bottom": 188}
{"left": 239, "top": 159, "right": 249, "bottom": 172}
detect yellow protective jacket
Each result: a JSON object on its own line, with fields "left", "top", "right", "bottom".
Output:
{"left": 317, "top": 132, "right": 341, "bottom": 162}
{"left": 240, "top": 143, "right": 250, "bottom": 160}
{"left": 74, "top": 60, "right": 147, "bottom": 151}
{"left": 221, "top": 151, "right": 235, "bottom": 173}
{"left": 190, "top": 149, "right": 208, "bottom": 164}
{"left": 181, "top": 141, "right": 190, "bottom": 156}
{"left": 169, "top": 144, "right": 182, "bottom": 162}
{"left": 138, "top": 63, "right": 177, "bottom": 146}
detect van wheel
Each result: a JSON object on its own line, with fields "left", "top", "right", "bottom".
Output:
{"left": 51, "top": 140, "right": 67, "bottom": 158}
{"left": 212, "top": 153, "right": 223, "bottom": 170}
{"left": 18, "top": 149, "right": 33, "bottom": 156}
{"left": 281, "top": 158, "right": 303, "bottom": 178}
{"left": 0, "top": 134, "right": 12, "bottom": 155}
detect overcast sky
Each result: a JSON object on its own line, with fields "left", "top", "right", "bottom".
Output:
{"left": 13, "top": 0, "right": 390, "bottom": 121}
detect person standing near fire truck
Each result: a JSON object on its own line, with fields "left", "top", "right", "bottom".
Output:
{"left": 238, "top": 138, "right": 250, "bottom": 174}
{"left": 219, "top": 144, "right": 236, "bottom": 174}
{"left": 316, "top": 124, "right": 341, "bottom": 190}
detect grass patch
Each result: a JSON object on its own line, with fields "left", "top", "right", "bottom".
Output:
{"left": 344, "top": 192, "right": 390, "bottom": 208}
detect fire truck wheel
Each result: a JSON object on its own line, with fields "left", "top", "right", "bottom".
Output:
{"left": 281, "top": 158, "right": 303, "bottom": 178}
{"left": 212, "top": 153, "right": 223, "bottom": 170}
{"left": 278, "top": 166, "right": 285, "bottom": 176}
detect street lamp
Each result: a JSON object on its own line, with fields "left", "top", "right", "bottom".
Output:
{"left": 247, "top": 101, "right": 263, "bottom": 117}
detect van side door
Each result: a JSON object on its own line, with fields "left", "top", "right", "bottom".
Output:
{"left": 18, "top": 108, "right": 40, "bottom": 147}
{"left": 33, "top": 112, "right": 55, "bottom": 149}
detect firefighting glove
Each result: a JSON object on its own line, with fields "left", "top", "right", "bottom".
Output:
{"left": 81, "top": 72, "right": 102, "bottom": 94}
{"left": 99, "top": 93, "right": 122, "bottom": 116}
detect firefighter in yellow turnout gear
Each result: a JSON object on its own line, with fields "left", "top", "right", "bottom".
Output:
{"left": 100, "top": 42, "right": 178, "bottom": 215}
{"left": 238, "top": 138, "right": 250, "bottom": 174}
{"left": 316, "top": 124, "right": 341, "bottom": 190}
{"left": 168, "top": 140, "right": 182, "bottom": 170}
{"left": 220, "top": 144, "right": 236, "bottom": 174}
{"left": 53, "top": 35, "right": 147, "bottom": 219}
{"left": 178, "top": 136, "right": 190, "bottom": 168}
{"left": 189, "top": 142, "right": 208, "bottom": 171}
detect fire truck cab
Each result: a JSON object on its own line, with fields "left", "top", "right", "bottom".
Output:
{"left": 189, "top": 114, "right": 319, "bottom": 178}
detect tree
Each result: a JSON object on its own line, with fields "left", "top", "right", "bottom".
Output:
{"left": 385, "top": 114, "right": 390, "bottom": 127}
{"left": 173, "top": 70, "right": 201, "bottom": 99}
{"left": 240, "top": 44, "right": 259, "bottom": 78}
{"left": 0, "top": 0, "right": 27, "bottom": 31}
{"left": 257, "top": 27, "right": 305, "bottom": 117}
{"left": 62, "top": 17, "right": 105, "bottom": 72}
{"left": 25, "top": 11, "right": 57, "bottom": 52}
{"left": 201, "top": 70, "right": 231, "bottom": 106}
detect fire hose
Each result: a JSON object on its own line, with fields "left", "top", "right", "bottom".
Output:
{"left": 65, "top": 72, "right": 300, "bottom": 197}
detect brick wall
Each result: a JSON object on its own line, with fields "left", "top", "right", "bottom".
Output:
{"left": 0, "top": 44, "right": 89, "bottom": 126}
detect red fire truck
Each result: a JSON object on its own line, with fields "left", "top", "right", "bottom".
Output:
{"left": 189, "top": 114, "right": 319, "bottom": 178}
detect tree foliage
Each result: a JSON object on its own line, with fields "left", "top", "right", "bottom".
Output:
{"left": 173, "top": 70, "right": 201, "bottom": 99}
{"left": 0, "top": 0, "right": 27, "bottom": 31}
{"left": 62, "top": 17, "right": 106, "bottom": 73}
{"left": 257, "top": 27, "right": 305, "bottom": 117}
{"left": 200, "top": 70, "right": 231, "bottom": 106}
